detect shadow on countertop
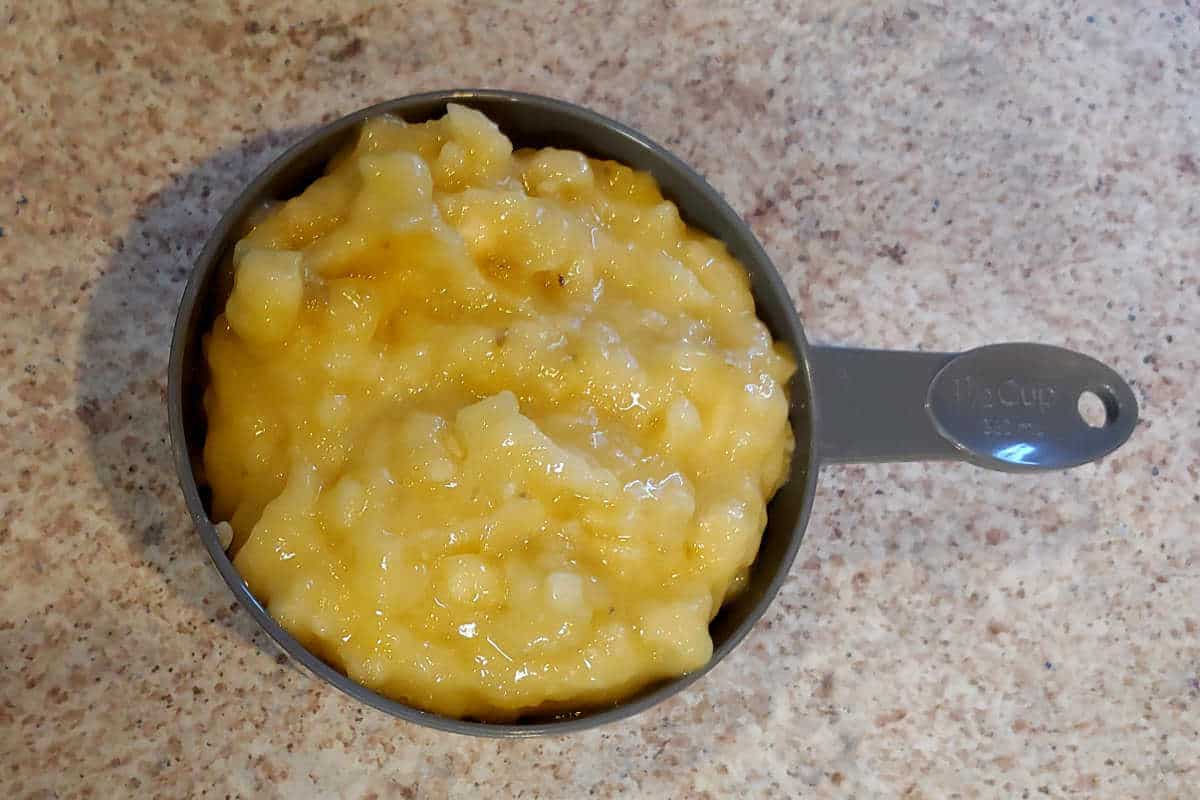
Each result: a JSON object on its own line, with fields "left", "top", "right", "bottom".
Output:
{"left": 77, "top": 127, "right": 313, "bottom": 657}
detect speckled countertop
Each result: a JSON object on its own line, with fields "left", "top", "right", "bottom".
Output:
{"left": 2, "top": 1, "right": 1198, "bottom": 797}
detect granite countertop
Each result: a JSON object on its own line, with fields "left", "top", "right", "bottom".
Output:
{"left": 2, "top": 1, "right": 1197, "bottom": 796}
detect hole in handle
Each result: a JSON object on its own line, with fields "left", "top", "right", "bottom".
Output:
{"left": 1077, "top": 388, "right": 1119, "bottom": 428}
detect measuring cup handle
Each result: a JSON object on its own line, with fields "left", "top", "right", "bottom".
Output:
{"left": 808, "top": 343, "right": 1138, "bottom": 472}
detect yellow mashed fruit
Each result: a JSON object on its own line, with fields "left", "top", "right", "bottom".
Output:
{"left": 204, "top": 104, "right": 795, "bottom": 720}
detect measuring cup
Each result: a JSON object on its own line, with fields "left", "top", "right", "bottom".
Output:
{"left": 168, "top": 89, "right": 1138, "bottom": 736}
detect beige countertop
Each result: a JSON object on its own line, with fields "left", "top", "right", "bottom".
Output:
{"left": 2, "top": 1, "right": 1197, "bottom": 796}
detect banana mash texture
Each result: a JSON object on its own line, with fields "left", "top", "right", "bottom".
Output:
{"left": 204, "top": 105, "right": 795, "bottom": 719}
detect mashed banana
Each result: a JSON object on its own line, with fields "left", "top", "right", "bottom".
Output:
{"left": 204, "top": 104, "right": 795, "bottom": 719}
